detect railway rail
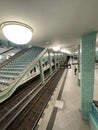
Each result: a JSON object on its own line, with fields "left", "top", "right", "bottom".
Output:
{"left": 0, "top": 68, "right": 65, "bottom": 130}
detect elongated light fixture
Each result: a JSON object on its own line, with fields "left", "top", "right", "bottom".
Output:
{"left": 1, "top": 21, "right": 33, "bottom": 45}
{"left": 61, "top": 48, "right": 71, "bottom": 54}
{"left": 52, "top": 46, "right": 60, "bottom": 51}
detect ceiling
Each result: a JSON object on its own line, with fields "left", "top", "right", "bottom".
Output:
{"left": 0, "top": 0, "right": 98, "bottom": 52}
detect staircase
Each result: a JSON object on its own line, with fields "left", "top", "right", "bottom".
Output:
{"left": 0, "top": 46, "right": 45, "bottom": 102}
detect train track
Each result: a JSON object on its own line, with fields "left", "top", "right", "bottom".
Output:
{"left": 0, "top": 68, "right": 50, "bottom": 118}
{"left": 0, "top": 68, "right": 65, "bottom": 130}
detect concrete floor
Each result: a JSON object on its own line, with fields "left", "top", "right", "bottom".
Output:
{"left": 36, "top": 61, "right": 98, "bottom": 130}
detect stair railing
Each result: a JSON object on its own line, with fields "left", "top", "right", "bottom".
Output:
{"left": 0, "top": 48, "right": 47, "bottom": 102}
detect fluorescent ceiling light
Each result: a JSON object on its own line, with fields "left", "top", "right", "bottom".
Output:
{"left": 65, "top": 50, "right": 71, "bottom": 54}
{"left": 60, "top": 48, "right": 66, "bottom": 53}
{"left": 1, "top": 21, "right": 33, "bottom": 45}
{"left": 61, "top": 48, "right": 71, "bottom": 54}
{"left": 75, "top": 51, "right": 78, "bottom": 54}
{"left": 52, "top": 46, "right": 60, "bottom": 51}
{"left": 45, "top": 41, "right": 49, "bottom": 45}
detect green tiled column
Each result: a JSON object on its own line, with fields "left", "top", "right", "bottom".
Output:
{"left": 78, "top": 45, "right": 80, "bottom": 86}
{"left": 57, "top": 52, "right": 60, "bottom": 69}
{"left": 54, "top": 52, "right": 57, "bottom": 71}
{"left": 48, "top": 51, "right": 53, "bottom": 75}
{"left": 96, "top": 50, "right": 98, "bottom": 61}
{"left": 80, "top": 32, "right": 97, "bottom": 120}
{"left": 39, "top": 59, "right": 45, "bottom": 84}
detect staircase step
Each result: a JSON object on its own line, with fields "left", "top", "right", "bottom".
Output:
{"left": 0, "top": 80, "right": 9, "bottom": 86}
{"left": 0, "top": 68, "right": 24, "bottom": 71}
{"left": 0, "top": 71, "right": 20, "bottom": 75}
{"left": 9, "top": 62, "right": 30, "bottom": 65}
{"left": 0, "top": 84, "right": 10, "bottom": 91}
{"left": 5, "top": 65, "right": 26, "bottom": 68}
{"left": 0, "top": 75, "right": 15, "bottom": 80}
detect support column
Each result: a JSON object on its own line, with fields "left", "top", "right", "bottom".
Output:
{"left": 80, "top": 32, "right": 97, "bottom": 120}
{"left": 61, "top": 53, "right": 64, "bottom": 65}
{"left": 62, "top": 53, "right": 64, "bottom": 64}
{"left": 54, "top": 52, "right": 57, "bottom": 71}
{"left": 39, "top": 59, "right": 45, "bottom": 84}
{"left": 57, "top": 52, "right": 60, "bottom": 69}
{"left": 78, "top": 45, "right": 80, "bottom": 86}
{"left": 48, "top": 50, "right": 53, "bottom": 75}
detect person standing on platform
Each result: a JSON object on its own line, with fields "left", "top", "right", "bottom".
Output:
{"left": 74, "top": 66, "right": 77, "bottom": 75}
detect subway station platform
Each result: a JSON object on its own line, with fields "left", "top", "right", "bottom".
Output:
{"left": 34, "top": 61, "right": 98, "bottom": 130}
